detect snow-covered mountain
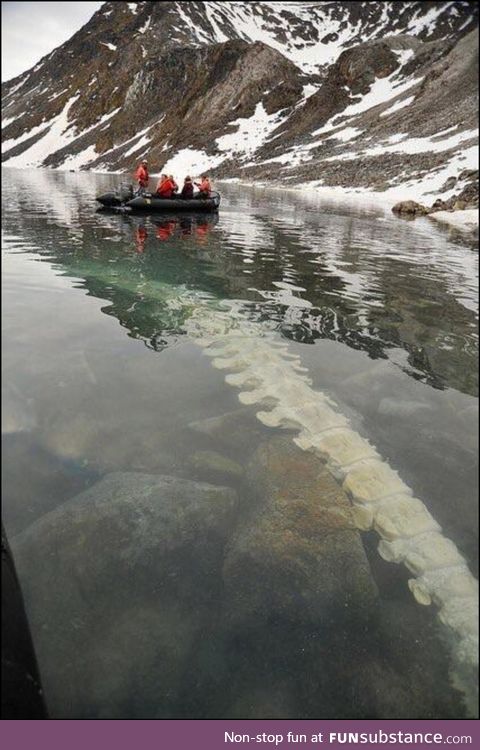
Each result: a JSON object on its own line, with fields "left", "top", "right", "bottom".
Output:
{"left": 2, "top": 1, "right": 478, "bottom": 204}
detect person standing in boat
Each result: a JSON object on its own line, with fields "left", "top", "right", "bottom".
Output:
{"left": 181, "top": 176, "right": 194, "bottom": 199}
{"left": 134, "top": 159, "right": 149, "bottom": 195}
{"left": 155, "top": 174, "right": 175, "bottom": 198}
{"left": 195, "top": 175, "right": 212, "bottom": 198}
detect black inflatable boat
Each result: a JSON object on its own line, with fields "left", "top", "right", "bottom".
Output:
{"left": 96, "top": 184, "right": 220, "bottom": 213}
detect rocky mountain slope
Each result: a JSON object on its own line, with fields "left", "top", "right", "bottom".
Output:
{"left": 2, "top": 1, "right": 478, "bottom": 203}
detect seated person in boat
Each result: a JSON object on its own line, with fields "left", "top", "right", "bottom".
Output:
{"left": 169, "top": 175, "right": 179, "bottom": 194}
{"left": 180, "top": 176, "right": 194, "bottom": 199}
{"left": 134, "top": 159, "right": 149, "bottom": 194}
{"left": 156, "top": 174, "right": 175, "bottom": 198}
{"left": 194, "top": 175, "right": 212, "bottom": 198}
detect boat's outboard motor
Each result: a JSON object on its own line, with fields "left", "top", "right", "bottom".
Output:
{"left": 118, "top": 183, "right": 134, "bottom": 202}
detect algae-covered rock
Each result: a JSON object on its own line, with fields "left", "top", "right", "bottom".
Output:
{"left": 12, "top": 472, "right": 238, "bottom": 717}
{"left": 222, "top": 438, "right": 378, "bottom": 628}
{"left": 188, "top": 407, "right": 269, "bottom": 457}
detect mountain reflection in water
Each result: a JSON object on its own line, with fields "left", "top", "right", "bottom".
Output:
{"left": 3, "top": 169, "right": 477, "bottom": 395}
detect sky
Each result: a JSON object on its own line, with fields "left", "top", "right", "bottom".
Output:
{"left": 1, "top": 1, "right": 103, "bottom": 82}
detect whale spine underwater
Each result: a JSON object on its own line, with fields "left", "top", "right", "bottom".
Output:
{"left": 182, "top": 298, "right": 479, "bottom": 716}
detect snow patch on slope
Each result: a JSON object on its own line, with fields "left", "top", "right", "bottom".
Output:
{"left": 159, "top": 148, "right": 225, "bottom": 179}
{"left": 323, "top": 129, "right": 478, "bottom": 161}
{"left": 2, "top": 102, "right": 123, "bottom": 169}
{"left": 3, "top": 95, "right": 80, "bottom": 168}
{"left": 123, "top": 132, "right": 153, "bottom": 158}
{"left": 321, "top": 74, "right": 423, "bottom": 129}
{"left": 138, "top": 16, "right": 151, "bottom": 34}
{"left": 216, "top": 102, "right": 289, "bottom": 159}
{"left": 380, "top": 95, "right": 416, "bottom": 118}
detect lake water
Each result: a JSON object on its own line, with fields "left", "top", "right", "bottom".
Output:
{"left": 2, "top": 167, "right": 478, "bottom": 719}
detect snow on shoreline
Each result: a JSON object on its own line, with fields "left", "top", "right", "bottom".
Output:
{"left": 428, "top": 209, "right": 478, "bottom": 232}
{"left": 2, "top": 161, "right": 477, "bottom": 231}
{"left": 216, "top": 178, "right": 479, "bottom": 230}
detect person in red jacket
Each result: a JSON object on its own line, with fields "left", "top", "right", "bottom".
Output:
{"left": 194, "top": 175, "right": 212, "bottom": 198}
{"left": 156, "top": 174, "right": 174, "bottom": 198}
{"left": 134, "top": 159, "right": 149, "bottom": 193}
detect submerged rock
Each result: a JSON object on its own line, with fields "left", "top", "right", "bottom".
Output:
{"left": 12, "top": 472, "right": 238, "bottom": 717}
{"left": 222, "top": 437, "right": 378, "bottom": 629}
{"left": 189, "top": 450, "right": 244, "bottom": 481}
{"left": 188, "top": 407, "right": 269, "bottom": 457}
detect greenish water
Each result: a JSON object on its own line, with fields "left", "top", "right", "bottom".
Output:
{"left": 2, "top": 168, "right": 478, "bottom": 718}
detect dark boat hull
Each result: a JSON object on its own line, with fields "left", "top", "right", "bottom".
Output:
{"left": 96, "top": 191, "right": 220, "bottom": 212}
{"left": 96, "top": 191, "right": 124, "bottom": 207}
{"left": 126, "top": 193, "right": 220, "bottom": 212}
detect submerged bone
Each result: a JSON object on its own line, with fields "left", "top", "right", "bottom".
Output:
{"left": 409, "top": 567, "right": 478, "bottom": 608}
{"left": 239, "top": 380, "right": 326, "bottom": 408}
{"left": 374, "top": 495, "right": 441, "bottom": 541}
{"left": 439, "top": 598, "right": 479, "bottom": 637}
{"left": 343, "top": 459, "right": 412, "bottom": 505}
{"left": 296, "top": 428, "right": 380, "bottom": 479}
{"left": 378, "top": 532, "right": 467, "bottom": 575}
{"left": 351, "top": 502, "right": 376, "bottom": 531}
{"left": 257, "top": 402, "right": 349, "bottom": 433}
{"left": 182, "top": 303, "right": 478, "bottom": 711}
{"left": 227, "top": 367, "right": 312, "bottom": 390}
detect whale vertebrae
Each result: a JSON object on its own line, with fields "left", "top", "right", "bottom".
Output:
{"left": 184, "top": 305, "right": 479, "bottom": 714}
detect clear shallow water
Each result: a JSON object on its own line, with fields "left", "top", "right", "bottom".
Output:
{"left": 2, "top": 168, "right": 478, "bottom": 718}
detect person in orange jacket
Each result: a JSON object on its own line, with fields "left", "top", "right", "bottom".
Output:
{"left": 156, "top": 174, "right": 175, "bottom": 198}
{"left": 194, "top": 175, "right": 212, "bottom": 198}
{"left": 134, "top": 159, "right": 149, "bottom": 193}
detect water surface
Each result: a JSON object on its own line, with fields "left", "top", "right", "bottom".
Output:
{"left": 2, "top": 168, "right": 478, "bottom": 718}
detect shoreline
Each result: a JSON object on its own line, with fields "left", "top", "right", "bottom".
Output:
{"left": 2, "top": 164, "right": 478, "bottom": 231}
{"left": 216, "top": 178, "right": 479, "bottom": 230}
{"left": 428, "top": 208, "right": 479, "bottom": 232}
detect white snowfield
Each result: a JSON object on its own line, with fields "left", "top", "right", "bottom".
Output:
{"left": 171, "top": 2, "right": 456, "bottom": 75}
{"left": 216, "top": 102, "right": 289, "bottom": 159}
{"left": 160, "top": 148, "right": 225, "bottom": 179}
{"left": 2, "top": 99, "right": 122, "bottom": 170}
{"left": 429, "top": 209, "right": 479, "bottom": 232}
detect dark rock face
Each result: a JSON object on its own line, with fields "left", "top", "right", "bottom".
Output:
{"left": 337, "top": 40, "right": 400, "bottom": 95}
{"left": 2, "top": 0, "right": 477, "bottom": 196}
{"left": 12, "top": 472, "right": 238, "bottom": 717}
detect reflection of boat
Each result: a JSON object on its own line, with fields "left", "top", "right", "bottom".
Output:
{"left": 131, "top": 213, "right": 219, "bottom": 249}
{"left": 150, "top": 213, "right": 219, "bottom": 231}
{"left": 96, "top": 184, "right": 221, "bottom": 213}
